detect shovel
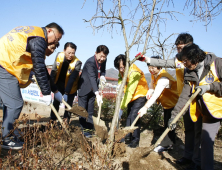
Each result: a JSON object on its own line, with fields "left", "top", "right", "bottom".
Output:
{"left": 63, "top": 100, "right": 88, "bottom": 119}
{"left": 115, "top": 113, "right": 141, "bottom": 141}
{"left": 142, "top": 88, "right": 201, "bottom": 157}
{"left": 92, "top": 87, "right": 108, "bottom": 140}
{"left": 33, "top": 76, "right": 71, "bottom": 137}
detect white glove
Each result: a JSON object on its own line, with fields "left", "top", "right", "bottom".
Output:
{"left": 54, "top": 91, "right": 63, "bottom": 103}
{"left": 100, "top": 76, "right": 106, "bottom": 88}
{"left": 146, "top": 89, "right": 154, "bottom": 99}
{"left": 138, "top": 106, "right": 148, "bottom": 117}
{"left": 119, "top": 109, "right": 123, "bottom": 120}
{"left": 42, "top": 94, "right": 52, "bottom": 106}
{"left": 95, "top": 91, "right": 103, "bottom": 107}
{"left": 63, "top": 94, "right": 68, "bottom": 102}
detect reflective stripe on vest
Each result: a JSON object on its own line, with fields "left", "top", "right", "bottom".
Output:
{"left": 0, "top": 26, "right": 46, "bottom": 85}
{"left": 55, "top": 52, "right": 80, "bottom": 94}
{"left": 189, "top": 61, "right": 222, "bottom": 122}
{"left": 152, "top": 69, "right": 179, "bottom": 109}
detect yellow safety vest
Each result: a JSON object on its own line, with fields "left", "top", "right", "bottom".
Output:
{"left": 189, "top": 61, "right": 222, "bottom": 122}
{"left": 54, "top": 52, "right": 80, "bottom": 94}
{"left": 0, "top": 26, "right": 46, "bottom": 85}
{"left": 152, "top": 69, "right": 179, "bottom": 109}
{"left": 175, "top": 58, "right": 185, "bottom": 95}
{"left": 124, "top": 64, "right": 149, "bottom": 102}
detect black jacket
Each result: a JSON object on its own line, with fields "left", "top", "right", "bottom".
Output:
{"left": 28, "top": 27, "right": 51, "bottom": 95}
{"left": 78, "top": 56, "right": 106, "bottom": 96}
{"left": 50, "top": 52, "right": 82, "bottom": 94}
{"left": 171, "top": 53, "right": 222, "bottom": 120}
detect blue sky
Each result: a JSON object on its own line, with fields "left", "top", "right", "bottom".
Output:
{"left": 0, "top": 0, "right": 221, "bottom": 74}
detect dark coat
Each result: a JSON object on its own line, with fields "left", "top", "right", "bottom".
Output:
{"left": 78, "top": 56, "right": 106, "bottom": 96}
{"left": 28, "top": 27, "right": 51, "bottom": 95}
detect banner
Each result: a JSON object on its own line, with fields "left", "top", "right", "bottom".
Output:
{"left": 21, "top": 83, "right": 64, "bottom": 107}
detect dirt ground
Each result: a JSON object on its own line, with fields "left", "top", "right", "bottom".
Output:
{"left": 0, "top": 108, "right": 222, "bottom": 170}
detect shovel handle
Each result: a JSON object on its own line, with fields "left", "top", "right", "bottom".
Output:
{"left": 33, "top": 76, "right": 71, "bottom": 136}
{"left": 62, "top": 99, "right": 72, "bottom": 109}
{"left": 154, "top": 88, "right": 201, "bottom": 148}
{"left": 97, "top": 91, "right": 103, "bottom": 124}
{"left": 131, "top": 114, "right": 141, "bottom": 128}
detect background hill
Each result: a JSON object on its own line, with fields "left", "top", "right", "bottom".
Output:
{"left": 106, "top": 68, "right": 176, "bottom": 84}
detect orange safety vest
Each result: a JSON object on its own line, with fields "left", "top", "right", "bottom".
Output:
{"left": 189, "top": 61, "right": 222, "bottom": 122}
{"left": 54, "top": 52, "right": 80, "bottom": 94}
{"left": 175, "top": 58, "right": 185, "bottom": 95}
{"left": 152, "top": 69, "right": 179, "bottom": 109}
{"left": 124, "top": 64, "right": 149, "bottom": 102}
{"left": 0, "top": 26, "right": 46, "bottom": 85}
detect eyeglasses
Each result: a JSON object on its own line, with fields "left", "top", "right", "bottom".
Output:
{"left": 52, "top": 29, "right": 59, "bottom": 43}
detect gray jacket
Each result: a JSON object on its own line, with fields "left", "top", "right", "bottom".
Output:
{"left": 171, "top": 53, "right": 222, "bottom": 121}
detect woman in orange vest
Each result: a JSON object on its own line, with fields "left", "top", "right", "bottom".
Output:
{"left": 114, "top": 54, "right": 148, "bottom": 148}
{"left": 168, "top": 43, "right": 222, "bottom": 170}
{"left": 50, "top": 42, "right": 82, "bottom": 123}
{"left": 138, "top": 56, "right": 179, "bottom": 152}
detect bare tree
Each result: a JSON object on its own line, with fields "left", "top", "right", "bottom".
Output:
{"left": 84, "top": 0, "right": 182, "bottom": 147}
{"left": 184, "top": 0, "right": 222, "bottom": 27}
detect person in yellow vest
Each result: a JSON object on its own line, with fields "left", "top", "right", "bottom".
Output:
{"left": 168, "top": 43, "right": 222, "bottom": 170}
{"left": 0, "top": 23, "right": 64, "bottom": 150}
{"left": 50, "top": 42, "right": 82, "bottom": 123}
{"left": 135, "top": 33, "right": 202, "bottom": 168}
{"left": 138, "top": 56, "right": 179, "bottom": 152}
{"left": 114, "top": 54, "right": 148, "bottom": 148}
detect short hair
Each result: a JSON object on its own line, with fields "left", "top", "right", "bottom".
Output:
{"left": 150, "top": 56, "right": 162, "bottom": 69}
{"left": 45, "top": 22, "right": 65, "bottom": 35}
{"left": 114, "top": 54, "right": 126, "bottom": 70}
{"left": 178, "top": 43, "right": 206, "bottom": 64}
{"left": 175, "top": 33, "right": 193, "bottom": 45}
{"left": 96, "top": 45, "right": 109, "bottom": 55}
{"left": 64, "top": 42, "right": 77, "bottom": 51}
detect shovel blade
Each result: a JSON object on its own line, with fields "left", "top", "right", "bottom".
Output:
{"left": 66, "top": 104, "right": 88, "bottom": 119}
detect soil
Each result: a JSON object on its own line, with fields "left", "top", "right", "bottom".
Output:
{"left": 67, "top": 103, "right": 89, "bottom": 119}
{"left": 0, "top": 109, "right": 222, "bottom": 170}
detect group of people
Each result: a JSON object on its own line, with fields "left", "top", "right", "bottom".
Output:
{"left": 0, "top": 22, "right": 221, "bottom": 170}
{"left": 115, "top": 33, "right": 221, "bottom": 170}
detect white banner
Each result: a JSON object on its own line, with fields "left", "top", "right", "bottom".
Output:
{"left": 21, "top": 83, "right": 54, "bottom": 104}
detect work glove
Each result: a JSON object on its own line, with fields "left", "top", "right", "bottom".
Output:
{"left": 195, "top": 85, "right": 210, "bottom": 96}
{"left": 146, "top": 89, "right": 154, "bottom": 99}
{"left": 63, "top": 94, "right": 68, "bottom": 102}
{"left": 54, "top": 91, "right": 63, "bottom": 103}
{"left": 42, "top": 94, "right": 52, "bottom": 106}
{"left": 168, "top": 117, "right": 176, "bottom": 130}
{"left": 119, "top": 109, "right": 123, "bottom": 120}
{"left": 100, "top": 76, "right": 106, "bottom": 88}
{"left": 95, "top": 91, "right": 103, "bottom": 107}
{"left": 135, "top": 52, "right": 146, "bottom": 61}
{"left": 138, "top": 106, "right": 148, "bottom": 117}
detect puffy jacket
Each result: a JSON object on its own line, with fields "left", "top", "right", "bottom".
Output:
{"left": 29, "top": 27, "right": 51, "bottom": 95}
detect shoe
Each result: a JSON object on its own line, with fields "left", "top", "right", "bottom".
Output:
{"left": 125, "top": 136, "right": 131, "bottom": 145}
{"left": 128, "top": 138, "right": 139, "bottom": 148}
{"left": 14, "top": 136, "right": 24, "bottom": 145}
{"left": 185, "top": 162, "right": 201, "bottom": 170}
{"left": 1, "top": 137, "right": 23, "bottom": 150}
{"left": 154, "top": 145, "right": 173, "bottom": 152}
{"left": 175, "top": 157, "right": 193, "bottom": 165}
{"left": 83, "top": 132, "right": 92, "bottom": 138}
